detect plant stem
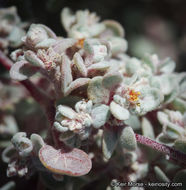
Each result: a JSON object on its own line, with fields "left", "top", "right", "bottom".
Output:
{"left": 135, "top": 133, "right": 186, "bottom": 164}
{"left": 0, "top": 50, "right": 56, "bottom": 144}
{"left": 0, "top": 50, "right": 12, "bottom": 70}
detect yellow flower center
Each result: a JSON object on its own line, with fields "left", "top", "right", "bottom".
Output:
{"left": 76, "top": 38, "right": 85, "bottom": 48}
{"left": 129, "top": 89, "right": 141, "bottom": 106}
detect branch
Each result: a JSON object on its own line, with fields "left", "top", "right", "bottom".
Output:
{"left": 135, "top": 133, "right": 186, "bottom": 164}
{"left": 0, "top": 50, "right": 56, "bottom": 144}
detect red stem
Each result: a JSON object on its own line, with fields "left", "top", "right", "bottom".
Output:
{"left": 135, "top": 133, "right": 186, "bottom": 164}
{"left": 0, "top": 50, "right": 12, "bottom": 70}
{"left": 0, "top": 50, "right": 56, "bottom": 144}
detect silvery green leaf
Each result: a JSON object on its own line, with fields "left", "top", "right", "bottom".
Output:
{"left": 84, "top": 40, "right": 107, "bottom": 62}
{"left": 91, "top": 104, "right": 110, "bottom": 128}
{"left": 59, "top": 131, "right": 75, "bottom": 141}
{"left": 159, "top": 57, "right": 176, "bottom": 73}
{"left": 75, "top": 100, "right": 92, "bottom": 113}
{"left": 53, "top": 122, "right": 68, "bottom": 132}
{"left": 124, "top": 114, "right": 140, "bottom": 130}
{"left": 119, "top": 127, "right": 137, "bottom": 151}
{"left": 141, "top": 117, "right": 155, "bottom": 139}
{"left": 64, "top": 78, "right": 90, "bottom": 96}
{"left": 178, "top": 72, "right": 186, "bottom": 99}
{"left": 56, "top": 105, "right": 76, "bottom": 119}
{"left": 11, "top": 132, "right": 33, "bottom": 157}
{"left": 35, "top": 38, "right": 56, "bottom": 49}
{"left": 89, "top": 23, "right": 106, "bottom": 37}
{"left": 73, "top": 52, "right": 87, "bottom": 77}
{"left": 174, "top": 139, "right": 186, "bottom": 154}
{"left": 52, "top": 38, "right": 76, "bottom": 54}
{"left": 171, "top": 98, "right": 186, "bottom": 113}
{"left": 61, "top": 8, "right": 75, "bottom": 31}
{"left": 122, "top": 152, "right": 137, "bottom": 166}
{"left": 150, "top": 74, "right": 176, "bottom": 96}
{"left": 0, "top": 181, "right": 16, "bottom": 190}
{"left": 102, "top": 127, "right": 119, "bottom": 160}
{"left": 126, "top": 58, "right": 141, "bottom": 76}
{"left": 8, "top": 26, "right": 25, "bottom": 47}
{"left": 110, "top": 101, "right": 130, "bottom": 121}
{"left": 30, "top": 134, "right": 45, "bottom": 154}
{"left": 102, "top": 72, "right": 123, "bottom": 89}
{"left": 1, "top": 145, "right": 16, "bottom": 163}
{"left": 60, "top": 55, "right": 73, "bottom": 95}
{"left": 109, "top": 37, "right": 128, "bottom": 55}
{"left": 24, "top": 50, "right": 45, "bottom": 67}
{"left": 9, "top": 61, "right": 29, "bottom": 80}
{"left": 137, "top": 87, "right": 164, "bottom": 115}
{"left": 154, "top": 166, "right": 170, "bottom": 182}
{"left": 102, "top": 20, "right": 124, "bottom": 37}
{"left": 173, "top": 169, "right": 186, "bottom": 189}
{"left": 87, "top": 61, "right": 110, "bottom": 72}
{"left": 156, "top": 133, "right": 175, "bottom": 146}
{"left": 2, "top": 115, "right": 19, "bottom": 135}
{"left": 37, "top": 24, "right": 57, "bottom": 39}
{"left": 24, "top": 24, "right": 49, "bottom": 48}
{"left": 88, "top": 76, "right": 110, "bottom": 104}
{"left": 157, "top": 111, "right": 185, "bottom": 135}
{"left": 113, "top": 95, "right": 126, "bottom": 106}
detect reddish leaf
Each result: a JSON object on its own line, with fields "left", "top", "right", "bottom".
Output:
{"left": 39, "top": 145, "right": 92, "bottom": 176}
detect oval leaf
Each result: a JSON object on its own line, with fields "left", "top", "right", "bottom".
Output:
{"left": 39, "top": 145, "right": 92, "bottom": 176}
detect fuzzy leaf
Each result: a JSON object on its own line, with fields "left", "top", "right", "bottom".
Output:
{"left": 39, "top": 145, "right": 92, "bottom": 176}
{"left": 102, "top": 127, "right": 118, "bottom": 160}
{"left": 141, "top": 117, "right": 155, "bottom": 139}
{"left": 30, "top": 134, "right": 45, "bottom": 154}
{"left": 157, "top": 111, "right": 185, "bottom": 134}
{"left": 25, "top": 50, "right": 45, "bottom": 67}
{"left": 109, "top": 37, "right": 128, "bottom": 55}
{"left": 174, "top": 140, "right": 186, "bottom": 154}
{"left": 61, "top": 55, "right": 73, "bottom": 95}
{"left": 110, "top": 101, "right": 129, "bottom": 120}
{"left": 137, "top": 87, "right": 164, "bottom": 115}
{"left": 102, "top": 20, "right": 124, "bottom": 37}
{"left": 8, "top": 26, "right": 25, "bottom": 47}
{"left": 73, "top": 52, "right": 87, "bottom": 77}
{"left": 0, "top": 181, "right": 16, "bottom": 190}
{"left": 53, "top": 39, "right": 76, "bottom": 54}
{"left": 88, "top": 76, "right": 110, "bottom": 104}
{"left": 65, "top": 78, "right": 90, "bottom": 96}
{"left": 102, "top": 72, "right": 123, "bottom": 89}
{"left": 11, "top": 132, "right": 33, "bottom": 157}
{"left": 171, "top": 98, "right": 186, "bottom": 113}
{"left": 119, "top": 127, "right": 137, "bottom": 151}
{"left": 154, "top": 166, "right": 170, "bottom": 182}
{"left": 56, "top": 105, "right": 76, "bottom": 119}
{"left": 91, "top": 104, "right": 110, "bottom": 128}
{"left": 9, "top": 61, "right": 29, "bottom": 80}
{"left": 35, "top": 38, "right": 56, "bottom": 49}
{"left": 124, "top": 115, "right": 140, "bottom": 130}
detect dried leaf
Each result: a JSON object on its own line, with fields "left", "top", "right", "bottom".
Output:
{"left": 39, "top": 145, "right": 92, "bottom": 176}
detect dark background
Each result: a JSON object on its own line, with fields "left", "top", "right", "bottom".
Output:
{"left": 0, "top": 0, "right": 186, "bottom": 189}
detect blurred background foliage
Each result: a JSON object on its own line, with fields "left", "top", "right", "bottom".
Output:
{"left": 0, "top": 0, "right": 186, "bottom": 71}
